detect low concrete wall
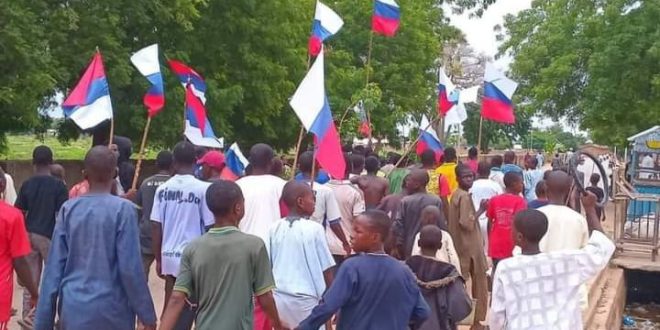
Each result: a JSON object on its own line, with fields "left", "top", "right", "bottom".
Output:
{"left": 2, "top": 160, "right": 158, "bottom": 191}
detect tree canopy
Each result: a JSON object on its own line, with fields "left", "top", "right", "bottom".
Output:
{"left": 499, "top": 0, "right": 660, "bottom": 146}
{"left": 1, "top": 0, "right": 471, "bottom": 154}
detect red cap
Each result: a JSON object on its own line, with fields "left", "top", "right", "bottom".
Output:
{"left": 197, "top": 151, "right": 225, "bottom": 170}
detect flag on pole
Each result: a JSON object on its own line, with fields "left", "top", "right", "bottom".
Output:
{"left": 289, "top": 47, "right": 346, "bottom": 179}
{"left": 481, "top": 63, "right": 519, "bottom": 124}
{"left": 130, "top": 44, "right": 165, "bottom": 117}
{"left": 168, "top": 60, "right": 207, "bottom": 104}
{"left": 372, "top": 0, "right": 400, "bottom": 37}
{"left": 416, "top": 115, "right": 443, "bottom": 161}
{"left": 443, "top": 86, "right": 479, "bottom": 128}
{"left": 184, "top": 85, "right": 222, "bottom": 149}
{"left": 353, "top": 100, "right": 371, "bottom": 137}
{"left": 225, "top": 142, "right": 250, "bottom": 180}
{"left": 62, "top": 51, "right": 113, "bottom": 130}
{"left": 438, "top": 67, "right": 456, "bottom": 116}
{"left": 308, "top": 1, "right": 344, "bottom": 56}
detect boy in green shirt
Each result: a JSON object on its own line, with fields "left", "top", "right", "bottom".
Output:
{"left": 160, "top": 180, "right": 285, "bottom": 330}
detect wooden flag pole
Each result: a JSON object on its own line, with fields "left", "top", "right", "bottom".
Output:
{"left": 131, "top": 117, "right": 152, "bottom": 190}
{"left": 394, "top": 117, "right": 437, "bottom": 168}
{"left": 108, "top": 117, "right": 115, "bottom": 147}
{"left": 477, "top": 116, "right": 484, "bottom": 152}
{"left": 291, "top": 54, "right": 314, "bottom": 179}
{"left": 364, "top": 31, "right": 375, "bottom": 146}
{"left": 310, "top": 148, "right": 317, "bottom": 190}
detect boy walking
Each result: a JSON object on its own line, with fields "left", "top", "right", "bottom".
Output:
{"left": 159, "top": 181, "right": 284, "bottom": 330}
{"left": 0, "top": 167, "right": 39, "bottom": 330}
{"left": 151, "top": 141, "right": 214, "bottom": 329}
{"left": 486, "top": 172, "right": 527, "bottom": 271}
{"left": 489, "top": 197, "right": 615, "bottom": 330}
{"left": 14, "top": 146, "right": 68, "bottom": 321}
{"left": 297, "top": 210, "right": 430, "bottom": 330}
{"left": 34, "top": 146, "right": 156, "bottom": 330}
{"left": 407, "top": 225, "right": 472, "bottom": 330}
{"left": 448, "top": 164, "right": 488, "bottom": 330}
{"left": 267, "top": 181, "right": 335, "bottom": 329}
{"left": 136, "top": 150, "right": 173, "bottom": 278}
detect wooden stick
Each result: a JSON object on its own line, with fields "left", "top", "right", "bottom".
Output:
{"left": 394, "top": 117, "right": 437, "bottom": 168}
{"left": 337, "top": 102, "right": 357, "bottom": 133}
{"left": 364, "top": 31, "right": 375, "bottom": 147}
{"left": 291, "top": 126, "right": 306, "bottom": 179}
{"left": 131, "top": 117, "right": 152, "bottom": 190}
{"left": 108, "top": 117, "right": 115, "bottom": 147}
{"left": 477, "top": 116, "right": 484, "bottom": 152}
{"left": 310, "top": 148, "right": 317, "bottom": 190}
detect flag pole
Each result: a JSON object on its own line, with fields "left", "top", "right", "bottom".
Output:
{"left": 477, "top": 116, "right": 484, "bottom": 152}
{"left": 310, "top": 147, "right": 317, "bottom": 190}
{"left": 364, "top": 30, "right": 375, "bottom": 147}
{"left": 131, "top": 117, "right": 152, "bottom": 190}
{"left": 337, "top": 101, "right": 357, "bottom": 133}
{"left": 394, "top": 117, "right": 437, "bottom": 168}
{"left": 108, "top": 117, "right": 115, "bottom": 147}
{"left": 291, "top": 54, "right": 313, "bottom": 179}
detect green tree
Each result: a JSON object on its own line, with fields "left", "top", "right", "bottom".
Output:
{"left": 499, "top": 0, "right": 660, "bottom": 147}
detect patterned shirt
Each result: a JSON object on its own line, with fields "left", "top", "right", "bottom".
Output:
{"left": 489, "top": 231, "right": 615, "bottom": 330}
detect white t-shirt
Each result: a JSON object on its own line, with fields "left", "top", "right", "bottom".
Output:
{"left": 150, "top": 174, "right": 214, "bottom": 276}
{"left": 3, "top": 173, "right": 16, "bottom": 204}
{"left": 266, "top": 218, "right": 335, "bottom": 298}
{"left": 471, "top": 179, "right": 503, "bottom": 222}
{"left": 325, "top": 180, "right": 365, "bottom": 255}
{"left": 237, "top": 175, "right": 286, "bottom": 242}
{"left": 411, "top": 230, "right": 462, "bottom": 275}
{"left": 489, "top": 169, "right": 505, "bottom": 190}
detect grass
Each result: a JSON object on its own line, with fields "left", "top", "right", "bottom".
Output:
{"left": 1, "top": 134, "right": 157, "bottom": 160}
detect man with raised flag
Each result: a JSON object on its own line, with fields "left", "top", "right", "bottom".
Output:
{"left": 130, "top": 44, "right": 165, "bottom": 116}
{"left": 289, "top": 46, "right": 346, "bottom": 180}
{"left": 62, "top": 51, "right": 113, "bottom": 130}
{"left": 481, "top": 63, "right": 519, "bottom": 124}
{"left": 372, "top": 0, "right": 400, "bottom": 37}
{"left": 168, "top": 60, "right": 207, "bottom": 104}
{"left": 308, "top": 1, "right": 344, "bottom": 56}
{"left": 184, "top": 85, "right": 222, "bottom": 149}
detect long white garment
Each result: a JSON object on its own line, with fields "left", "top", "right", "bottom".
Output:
{"left": 489, "top": 231, "right": 615, "bottom": 330}
{"left": 236, "top": 175, "right": 286, "bottom": 242}
{"left": 266, "top": 218, "right": 335, "bottom": 329}
{"left": 470, "top": 178, "right": 503, "bottom": 255}
{"left": 3, "top": 173, "right": 16, "bottom": 204}
{"left": 411, "top": 230, "right": 462, "bottom": 275}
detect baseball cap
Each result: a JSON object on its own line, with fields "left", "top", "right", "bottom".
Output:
{"left": 197, "top": 150, "right": 225, "bottom": 170}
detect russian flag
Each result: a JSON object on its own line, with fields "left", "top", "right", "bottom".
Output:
{"left": 168, "top": 59, "right": 207, "bottom": 104}
{"left": 130, "top": 44, "right": 165, "bottom": 117}
{"left": 372, "top": 0, "right": 400, "bottom": 37}
{"left": 438, "top": 67, "right": 456, "bottom": 116}
{"left": 308, "top": 1, "right": 344, "bottom": 56}
{"left": 62, "top": 51, "right": 113, "bottom": 130}
{"left": 184, "top": 85, "right": 222, "bottom": 149}
{"left": 353, "top": 100, "right": 371, "bottom": 137}
{"left": 415, "top": 115, "right": 444, "bottom": 161}
{"left": 289, "top": 47, "right": 346, "bottom": 179}
{"left": 224, "top": 142, "right": 250, "bottom": 180}
{"left": 481, "top": 63, "right": 519, "bottom": 124}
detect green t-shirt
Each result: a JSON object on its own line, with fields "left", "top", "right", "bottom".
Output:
{"left": 388, "top": 168, "right": 410, "bottom": 194}
{"left": 174, "top": 226, "right": 275, "bottom": 330}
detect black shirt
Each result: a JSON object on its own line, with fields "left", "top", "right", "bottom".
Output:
{"left": 586, "top": 186, "right": 605, "bottom": 218}
{"left": 136, "top": 174, "right": 170, "bottom": 255}
{"left": 15, "top": 175, "right": 68, "bottom": 238}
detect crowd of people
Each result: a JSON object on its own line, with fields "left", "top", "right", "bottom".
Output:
{"left": 0, "top": 140, "right": 616, "bottom": 330}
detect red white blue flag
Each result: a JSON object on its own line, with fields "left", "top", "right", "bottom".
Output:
{"left": 353, "top": 100, "right": 371, "bottom": 137}
{"left": 372, "top": 0, "right": 400, "bottom": 37}
{"left": 308, "top": 1, "right": 344, "bottom": 56}
{"left": 289, "top": 46, "right": 346, "bottom": 179}
{"left": 62, "top": 51, "right": 113, "bottom": 130}
{"left": 438, "top": 67, "right": 456, "bottom": 116}
{"left": 168, "top": 59, "right": 207, "bottom": 104}
{"left": 130, "top": 44, "right": 165, "bottom": 117}
{"left": 184, "top": 84, "right": 222, "bottom": 149}
{"left": 416, "top": 115, "right": 444, "bottom": 161}
{"left": 481, "top": 63, "right": 519, "bottom": 124}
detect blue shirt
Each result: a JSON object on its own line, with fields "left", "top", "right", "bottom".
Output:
{"left": 295, "top": 170, "right": 331, "bottom": 184}
{"left": 523, "top": 169, "right": 544, "bottom": 201}
{"left": 35, "top": 194, "right": 157, "bottom": 330}
{"left": 501, "top": 163, "right": 523, "bottom": 175}
{"left": 298, "top": 253, "right": 430, "bottom": 330}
